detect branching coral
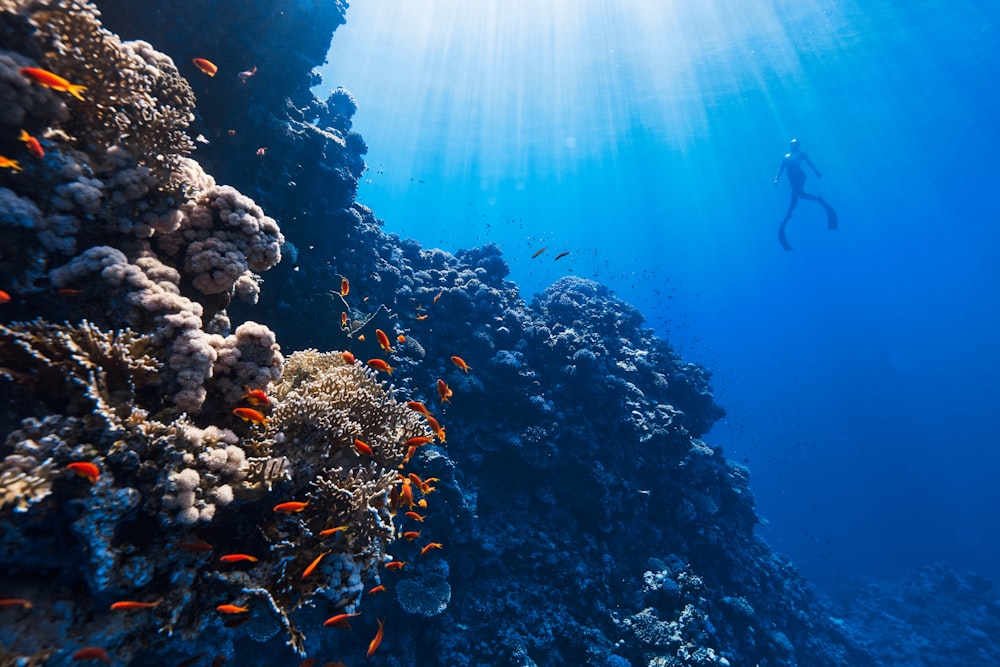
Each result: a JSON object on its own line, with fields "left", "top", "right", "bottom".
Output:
{"left": 1, "top": 0, "right": 196, "bottom": 183}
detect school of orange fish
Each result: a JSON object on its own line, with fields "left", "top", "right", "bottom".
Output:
{"left": 0, "top": 60, "right": 477, "bottom": 665}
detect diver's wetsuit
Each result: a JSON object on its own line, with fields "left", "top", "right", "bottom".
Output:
{"left": 776, "top": 147, "right": 837, "bottom": 250}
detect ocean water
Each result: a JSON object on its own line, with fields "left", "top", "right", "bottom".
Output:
{"left": 320, "top": 0, "right": 1000, "bottom": 590}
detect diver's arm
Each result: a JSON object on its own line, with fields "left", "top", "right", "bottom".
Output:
{"left": 803, "top": 153, "right": 823, "bottom": 178}
{"left": 774, "top": 162, "right": 785, "bottom": 186}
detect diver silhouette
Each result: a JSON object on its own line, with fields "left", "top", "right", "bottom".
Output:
{"left": 773, "top": 138, "right": 837, "bottom": 251}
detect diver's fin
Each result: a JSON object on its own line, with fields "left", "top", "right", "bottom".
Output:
{"left": 778, "top": 219, "right": 793, "bottom": 251}
{"left": 824, "top": 202, "right": 838, "bottom": 230}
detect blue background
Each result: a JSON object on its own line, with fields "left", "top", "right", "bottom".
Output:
{"left": 318, "top": 0, "right": 1000, "bottom": 589}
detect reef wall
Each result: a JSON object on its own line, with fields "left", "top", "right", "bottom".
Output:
{"left": 0, "top": 1, "right": 879, "bottom": 665}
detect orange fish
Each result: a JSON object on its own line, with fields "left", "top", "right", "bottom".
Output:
{"left": 554, "top": 251, "right": 571, "bottom": 260}
{"left": 402, "top": 445, "right": 418, "bottom": 465}
{"left": 367, "top": 618, "right": 385, "bottom": 659}
{"left": 425, "top": 415, "right": 442, "bottom": 433}
{"left": 301, "top": 550, "right": 330, "bottom": 580}
{"left": 384, "top": 561, "right": 406, "bottom": 571}
{"left": 241, "top": 387, "right": 269, "bottom": 406}
{"left": 405, "top": 511, "right": 425, "bottom": 523}
{"left": 219, "top": 554, "right": 258, "bottom": 564}
{"left": 417, "top": 498, "right": 428, "bottom": 508}
{"left": 399, "top": 480, "right": 414, "bottom": 510}
{"left": 368, "top": 584, "right": 386, "bottom": 595}
{"left": 375, "top": 329, "right": 393, "bottom": 353}
{"left": 110, "top": 600, "right": 161, "bottom": 610}
{"left": 57, "top": 288, "right": 83, "bottom": 297}
{"left": 232, "top": 407, "right": 268, "bottom": 425}
{"left": 323, "top": 611, "right": 361, "bottom": 628}
{"left": 0, "top": 156, "right": 22, "bottom": 172}
{"left": 415, "top": 313, "right": 429, "bottom": 321}
{"left": 450, "top": 356, "right": 471, "bottom": 373}
{"left": 67, "top": 461, "right": 99, "bottom": 483}
{"left": 341, "top": 350, "right": 356, "bottom": 364}
{"left": 0, "top": 290, "right": 10, "bottom": 303}
{"left": 18, "top": 130, "right": 43, "bottom": 158}
{"left": 274, "top": 500, "right": 310, "bottom": 514}
{"left": 433, "top": 290, "right": 444, "bottom": 304}
{"left": 420, "top": 542, "right": 444, "bottom": 556}
{"left": 407, "top": 473, "right": 425, "bottom": 489}
{"left": 178, "top": 541, "right": 213, "bottom": 553}
{"left": 19, "top": 67, "right": 87, "bottom": 100}
{"left": 405, "top": 436, "right": 433, "bottom": 448}
{"left": 366, "top": 358, "right": 394, "bottom": 375}
{"left": 354, "top": 438, "right": 374, "bottom": 456}
{"left": 401, "top": 531, "right": 421, "bottom": 542}
{"left": 319, "top": 525, "right": 349, "bottom": 537}
{"left": 340, "top": 311, "right": 348, "bottom": 328}
{"left": 192, "top": 58, "right": 218, "bottom": 77}
{"left": 71, "top": 647, "right": 110, "bottom": 663}
{"left": 436, "top": 379, "right": 452, "bottom": 403}
{"left": 0, "top": 598, "right": 31, "bottom": 608}
{"left": 216, "top": 604, "right": 249, "bottom": 614}
{"left": 406, "top": 401, "right": 430, "bottom": 416}
{"left": 397, "top": 334, "right": 406, "bottom": 344}
{"left": 357, "top": 334, "right": 366, "bottom": 342}
{"left": 531, "top": 246, "right": 548, "bottom": 259}
{"left": 340, "top": 277, "right": 350, "bottom": 296}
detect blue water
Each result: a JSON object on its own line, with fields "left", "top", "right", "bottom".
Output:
{"left": 318, "top": 0, "right": 1000, "bottom": 588}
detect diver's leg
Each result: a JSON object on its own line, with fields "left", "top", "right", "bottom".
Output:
{"left": 783, "top": 192, "right": 799, "bottom": 223}
{"left": 778, "top": 218, "right": 793, "bottom": 251}
{"left": 800, "top": 191, "right": 837, "bottom": 230}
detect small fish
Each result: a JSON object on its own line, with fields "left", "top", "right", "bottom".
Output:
{"left": 238, "top": 66, "right": 257, "bottom": 83}
{"left": 406, "top": 401, "right": 430, "bottom": 416}
{"left": 405, "top": 511, "right": 426, "bottom": 523}
{"left": 301, "top": 550, "right": 330, "bottom": 580}
{"left": 531, "top": 246, "right": 548, "bottom": 259}
{"left": 341, "top": 311, "right": 348, "bottom": 328}
{"left": 341, "top": 350, "right": 356, "bottom": 364}
{"left": 397, "top": 334, "right": 406, "bottom": 344}
{"left": 417, "top": 498, "right": 429, "bottom": 508}
{"left": 407, "top": 473, "right": 425, "bottom": 489}
{"left": 433, "top": 290, "right": 444, "bottom": 304}
{"left": 67, "top": 461, "right": 100, "bottom": 483}
{"left": 366, "top": 358, "right": 394, "bottom": 375}
{"left": 232, "top": 407, "right": 268, "bottom": 425}
{"left": 0, "top": 290, "right": 11, "bottom": 303}
{"left": 425, "top": 415, "right": 442, "bottom": 433}
{"left": 367, "top": 618, "right": 385, "bottom": 659}
{"left": 241, "top": 387, "right": 269, "bottom": 406}
{"left": 274, "top": 500, "right": 310, "bottom": 514}
{"left": 354, "top": 438, "right": 374, "bottom": 456}
{"left": 18, "top": 130, "right": 43, "bottom": 158}
{"left": 340, "top": 277, "right": 350, "bottom": 296}
{"left": 323, "top": 611, "right": 361, "bottom": 628}
{"left": 71, "top": 647, "right": 110, "bottom": 663}
{"left": 256, "top": 147, "right": 267, "bottom": 156}
{"left": 436, "top": 379, "right": 453, "bottom": 403}
{"left": 57, "top": 288, "right": 83, "bottom": 296}
{"left": 110, "top": 600, "right": 161, "bottom": 610}
{"left": 420, "top": 542, "right": 444, "bottom": 556}
{"left": 415, "top": 313, "right": 429, "bottom": 321}
{"left": 228, "top": 129, "right": 236, "bottom": 135}
{"left": 0, "top": 156, "right": 22, "bottom": 172}
{"left": 368, "top": 584, "right": 386, "bottom": 595}
{"left": 192, "top": 58, "right": 218, "bottom": 77}
{"left": 375, "top": 329, "right": 393, "bottom": 353}
{"left": 219, "top": 553, "right": 258, "bottom": 564}
{"left": 178, "top": 540, "right": 213, "bottom": 553}
{"left": 554, "top": 251, "right": 571, "bottom": 260}
{"left": 216, "top": 603, "right": 250, "bottom": 614}
{"left": 0, "top": 598, "right": 32, "bottom": 608}
{"left": 19, "top": 67, "right": 87, "bottom": 100}
{"left": 357, "top": 334, "right": 366, "bottom": 342}
{"left": 384, "top": 560, "right": 406, "bottom": 571}
{"left": 405, "top": 436, "right": 433, "bottom": 448}
{"left": 319, "top": 525, "right": 349, "bottom": 537}
{"left": 401, "top": 531, "right": 421, "bottom": 542}
{"left": 402, "top": 445, "right": 418, "bottom": 465}
{"left": 450, "top": 355, "right": 472, "bottom": 373}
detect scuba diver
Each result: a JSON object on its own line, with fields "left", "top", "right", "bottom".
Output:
{"left": 773, "top": 138, "right": 837, "bottom": 251}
